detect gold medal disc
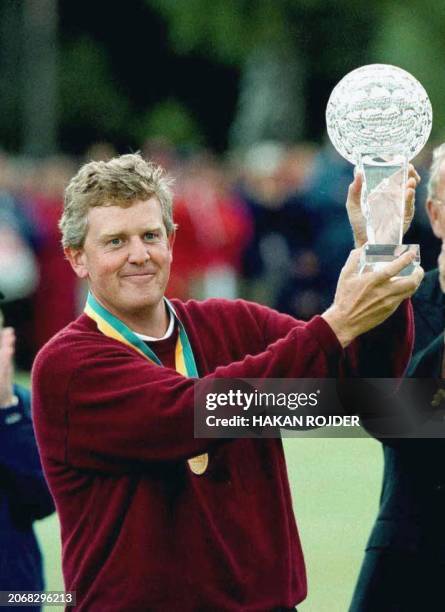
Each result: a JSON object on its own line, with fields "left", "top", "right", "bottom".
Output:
{"left": 188, "top": 453, "right": 209, "bottom": 475}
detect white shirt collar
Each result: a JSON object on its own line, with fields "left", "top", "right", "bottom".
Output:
{"left": 135, "top": 309, "right": 174, "bottom": 342}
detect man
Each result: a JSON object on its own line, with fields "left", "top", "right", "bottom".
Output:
{"left": 350, "top": 144, "right": 445, "bottom": 612}
{"left": 32, "top": 153, "right": 422, "bottom": 611}
{"left": 0, "top": 304, "right": 54, "bottom": 610}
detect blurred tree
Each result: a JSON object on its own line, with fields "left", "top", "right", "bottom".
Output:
{"left": 148, "top": 0, "right": 303, "bottom": 146}
{"left": 147, "top": 0, "right": 378, "bottom": 147}
{"left": 229, "top": 46, "right": 305, "bottom": 147}
{"left": 0, "top": 1, "right": 22, "bottom": 150}
{"left": 132, "top": 99, "right": 204, "bottom": 146}
{"left": 56, "top": 0, "right": 238, "bottom": 153}
{"left": 371, "top": 1, "right": 445, "bottom": 141}
{"left": 59, "top": 37, "right": 131, "bottom": 153}
{"left": 147, "top": 0, "right": 290, "bottom": 64}
{"left": 22, "top": 0, "right": 58, "bottom": 157}
{"left": 0, "top": 0, "right": 443, "bottom": 155}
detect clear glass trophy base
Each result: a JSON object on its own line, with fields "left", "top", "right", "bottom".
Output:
{"left": 360, "top": 244, "right": 420, "bottom": 276}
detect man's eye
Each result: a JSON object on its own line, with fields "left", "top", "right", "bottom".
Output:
{"left": 144, "top": 232, "right": 160, "bottom": 241}
{"left": 109, "top": 238, "right": 122, "bottom": 246}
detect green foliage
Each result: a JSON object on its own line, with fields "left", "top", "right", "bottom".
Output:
{"left": 146, "top": 0, "right": 381, "bottom": 67}
{"left": 147, "top": 0, "right": 292, "bottom": 63}
{"left": 132, "top": 99, "right": 204, "bottom": 146}
{"left": 147, "top": 0, "right": 445, "bottom": 146}
{"left": 24, "top": 0, "right": 445, "bottom": 152}
{"left": 371, "top": 3, "right": 445, "bottom": 140}
{"left": 59, "top": 37, "right": 131, "bottom": 137}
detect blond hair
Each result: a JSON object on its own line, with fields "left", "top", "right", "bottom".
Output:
{"left": 60, "top": 153, "right": 176, "bottom": 248}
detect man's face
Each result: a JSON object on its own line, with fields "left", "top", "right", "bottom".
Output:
{"left": 67, "top": 198, "right": 173, "bottom": 319}
{"left": 428, "top": 160, "right": 445, "bottom": 239}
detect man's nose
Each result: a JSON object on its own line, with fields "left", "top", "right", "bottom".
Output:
{"left": 127, "top": 238, "right": 150, "bottom": 264}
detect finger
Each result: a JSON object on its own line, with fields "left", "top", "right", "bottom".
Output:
{"left": 406, "top": 177, "right": 417, "bottom": 190}
{"left": 346, "top": 172, "right": 363, "bottom": 211}
{"left": 341, "top": 248, "right": 362, "bottom": 276}
{"left": 405, "top": 188, "right": 415, "bottom": 216}
{"left": 408, "top": 164, "right": 422, "bottom": 183}
{"left": 0, "top": 327, "right": 15, "bottom": 346}
{"left": 405, "top": 187, "right": 415, "bottom": 212}
{"left": 412, "top": 265, "right": 425, "bottom": 285}
{"left": 0, "top": 328, "right": 15, "bottom": 353}
{"left": 405, "top": 186, "right": 415, "bottom": 204}
{"left": 0, "top": 341, "right": 14, "bottom": 362}
{"left": 386, "top": 266, "right": 425, "bottom": 295}
{"left": 374, "top": 251, "right": 417, "bottom": 282}
{"left": 405, "top": 189, "right": 415, "bottom": 208}
{"left": 0, "top": 345, "right": 14, "bottom": 361}
{"left": 408, "top": 164, "right": 421, "bottom": 183}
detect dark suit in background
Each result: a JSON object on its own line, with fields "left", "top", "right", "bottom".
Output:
{"left": 0, "top": 385, "right": 54, "bottom": 611}
{"left": 350, "top": 270, "right": 445, "bottom": 612}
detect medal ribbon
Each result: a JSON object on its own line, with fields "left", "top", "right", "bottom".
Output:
{"left": 84, "top": 291, "right": 198, "bottom": 377}
{"left": 84, "top": 292, "right": 208, "bottom": 475}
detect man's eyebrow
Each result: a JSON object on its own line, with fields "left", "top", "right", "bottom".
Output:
{"left": 99, "top": 231, "right": 126, "bottom": 241}
{"left": 142, "top": 225, "right": 164, "bottom": 233}
{"left": 99, "top": 226, "right": 164, "bottom": 241}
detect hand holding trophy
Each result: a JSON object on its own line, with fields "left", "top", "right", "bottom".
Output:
{"left": 326, "top": 64, "right": 432, "bottom": 274}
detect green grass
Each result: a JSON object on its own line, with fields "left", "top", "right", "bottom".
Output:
{"left": 34, "top": 437, "right": 383, "bottom": 612}
{"left": 284, "top": 437, "right": 382, "bottom": 611}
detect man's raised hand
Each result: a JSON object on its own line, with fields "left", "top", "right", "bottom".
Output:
{"left": 322, "top": 249, "right": 424, "bottom": 347}
{"left": 347, "top": 164, "right": 421, "bottom": 248}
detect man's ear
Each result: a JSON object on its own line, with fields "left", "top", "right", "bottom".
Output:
{"left": 168, "top": 230, "right": 176, "bottom": 254}
{"left": 64, "top": 247, "right": 89, "bottom": 279}
{"left": 426, "top": 199, "right": 445, "bottom": 239}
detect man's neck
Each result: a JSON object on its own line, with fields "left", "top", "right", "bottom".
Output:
{"left": 95, "top": 295, "right": 169, "bottom": 338}
{"left": 125, "top": 304, "right": 169, "bottom": 338}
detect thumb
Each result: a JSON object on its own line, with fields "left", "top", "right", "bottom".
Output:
{"left": 346, "top": 171, "right": 363, "bottom": 212}
{"left": 341, "top": 248, "right": 362, "bottom": 277}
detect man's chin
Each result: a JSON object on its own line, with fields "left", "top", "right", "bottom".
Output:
{"left": 121, "top": 291, "right": 163, "bottom": 312}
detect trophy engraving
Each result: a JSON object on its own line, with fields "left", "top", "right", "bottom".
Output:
{"left": 326, "top": 64, "right": 432, "bottom": 273}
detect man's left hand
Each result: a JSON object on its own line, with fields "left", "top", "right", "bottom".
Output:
{"left": 346, "top": 163, "right": 421, "bottom": 248}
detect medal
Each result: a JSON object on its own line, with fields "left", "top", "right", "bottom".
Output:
{"left": 188, "top": 453, "right": 209, "bottom": 475}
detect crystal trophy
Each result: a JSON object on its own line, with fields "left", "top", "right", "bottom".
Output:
{"left": 326, "top": 64, "right": 432, "bottom": 274}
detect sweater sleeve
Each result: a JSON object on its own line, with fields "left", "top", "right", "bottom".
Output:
{"left": 0, "top": 386, "right": 55, "bottom": 521}
{"left": 256, "top": 298, "right": 413, "bottom": 378}
{"left": 33, "top": 317, "right": 342, "bottom": 472}
{"left": 340, "top": 299, "right": 414, "bottom": 378}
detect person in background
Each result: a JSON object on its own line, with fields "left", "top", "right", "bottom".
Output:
{"left": 0, "top": 154, "right": 39, "bottom": 371}
{"left": 24, "top": 156, "right": 78, "bottom": 353}
{"left": 238, "top": 141, "right": 322, "bottom": 316}
{"left": 171, "top": 152, "right": 252, "bottom": 300}
{"left": 350, "top": 143, "right": 445, "bottom": 612}
{"left": 0, "top": 298, "right": 54, "bottom": 610}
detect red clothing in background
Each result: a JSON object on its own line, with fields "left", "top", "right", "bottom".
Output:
{"left": 168, "top": 191, "right": 252, "bottom": 300}
{"left": 30, "top": 194, "right": 76, "bottom": 350}
{"left": 32, "top": 299, "right": 412, "bottom": 611}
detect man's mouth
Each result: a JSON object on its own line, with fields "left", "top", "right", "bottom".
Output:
{"left": 121, "top": 272, "right": 156, "bottom": 281}
{"left": 122, "top": 271, "right": 156, "bottom": 277}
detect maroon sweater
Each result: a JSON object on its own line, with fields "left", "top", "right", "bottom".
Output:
{"left": 32, "top": 299, "right": 413, "bottom": 611}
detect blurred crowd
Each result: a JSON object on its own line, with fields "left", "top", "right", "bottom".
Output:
{"left": 0, "top": 138, "right": 439, "bottom": 371}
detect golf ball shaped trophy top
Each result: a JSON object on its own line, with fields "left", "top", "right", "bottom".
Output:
{"left": 326, "top": 64, "right": 432, "bottom": 273}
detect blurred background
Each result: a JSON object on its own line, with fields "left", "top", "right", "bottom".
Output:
{"left": 2, "top": 0, "right": 444, "bottom": 610}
